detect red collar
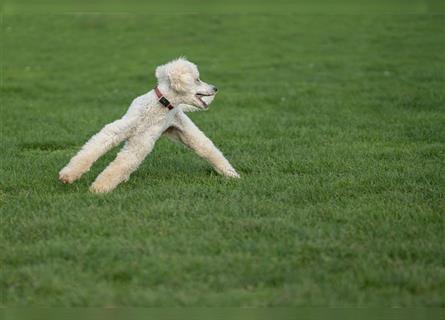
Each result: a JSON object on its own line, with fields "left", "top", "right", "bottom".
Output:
{"left": 154, "top": 87, "right": 174, "bottom": 110}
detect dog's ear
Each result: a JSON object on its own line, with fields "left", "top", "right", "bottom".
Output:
{"left": 156, "top": 58, "right": 191, "bottom": 92}
{"left": 166, "top": 64, "right": 189, "bottom": 92}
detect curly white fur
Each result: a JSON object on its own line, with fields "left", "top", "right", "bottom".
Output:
{"left": 59, "top": 58, "right": 240, "bottom": 193}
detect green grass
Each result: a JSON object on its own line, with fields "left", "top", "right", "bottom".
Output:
{"left": 1, "top": 5, "right": 445, "bottom": 306}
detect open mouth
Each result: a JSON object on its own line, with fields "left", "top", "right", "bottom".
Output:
{"left": 195, "top": 93, "right": 215, "bottom": 108}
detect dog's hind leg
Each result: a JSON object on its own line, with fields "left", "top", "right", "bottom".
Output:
{"left": 90, "top": 125, "right": 163, "bottom": 193}
{"left": 59, "top": 118, "right": 134, "bottom": 184}
{"left": 166, "top": 112, "right": 240, "bottom": 178}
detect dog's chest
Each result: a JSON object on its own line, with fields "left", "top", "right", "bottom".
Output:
{"left": 137, "top": 103, "right": 176, "bottom": 129}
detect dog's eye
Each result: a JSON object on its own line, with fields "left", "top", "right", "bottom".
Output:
{"left": 195, "top": 78, "right": 200, "bottom": 83}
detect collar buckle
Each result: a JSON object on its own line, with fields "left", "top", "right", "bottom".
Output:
{"left": 154, "top": 87, "right": 174, "bottom": 110}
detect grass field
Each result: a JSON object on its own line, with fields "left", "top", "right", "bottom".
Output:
{"left": 1, "top": 2, "right": 445, "bottom": 306}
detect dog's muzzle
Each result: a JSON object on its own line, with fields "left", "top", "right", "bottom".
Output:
{"left": 195, "top": 92, "right": 216, "bottom": 108}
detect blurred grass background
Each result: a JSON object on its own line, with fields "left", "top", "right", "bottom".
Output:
{"left": 2, "top": 0, "right": 445, "bottom": 14}
{"left": 1, "top": 0, "right": 444, "bottom": 307}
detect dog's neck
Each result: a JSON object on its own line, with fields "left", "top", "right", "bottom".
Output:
{"left": 154, "top": 86, "right": 174, "bottom": 110}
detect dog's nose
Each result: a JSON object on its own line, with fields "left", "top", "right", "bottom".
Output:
{"left": 213, "top": 86, "right": 218, "bottom": 92}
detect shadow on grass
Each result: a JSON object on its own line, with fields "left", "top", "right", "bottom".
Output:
{"left": 19, "top": 141, "right": 78, "bottom": 152}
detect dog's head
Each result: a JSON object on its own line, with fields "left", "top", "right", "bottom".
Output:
{"left": 155, "top": 58, "right": 218, "bottom": 111}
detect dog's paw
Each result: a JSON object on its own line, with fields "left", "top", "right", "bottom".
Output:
{"left": 224, "top": 168, "right": 241, "bottom": 179}
{"left": 89, "top": 181, "right": 114, "bottom": 194}
{"left": 59, "top": 168, "right": 78, "bottom": 184}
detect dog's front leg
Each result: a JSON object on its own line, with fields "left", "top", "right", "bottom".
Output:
{"left": 89, "top": 126, "right": 163, "bottom": 193}
{"left": 59, "top": 117, "right": 135, "bottom": 184}
{"left": 166, "top": 112, "right": 240, "bottom": 178}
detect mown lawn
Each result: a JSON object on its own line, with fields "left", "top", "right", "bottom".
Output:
{"left": 1, "top": 4, "right": 444, "bottom": 306}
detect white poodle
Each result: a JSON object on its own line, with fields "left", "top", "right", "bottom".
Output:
{"left": 59, "top": 58, "right": 240, "bottom": 193}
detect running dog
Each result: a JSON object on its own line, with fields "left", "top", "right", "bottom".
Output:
{"left": 59, "top": 58, "right": 240, "bottom": 193}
